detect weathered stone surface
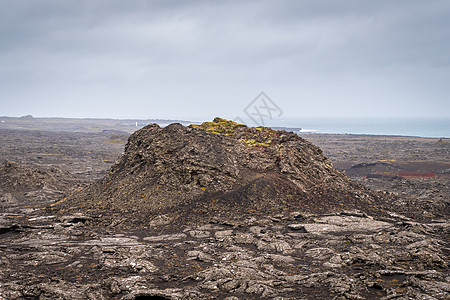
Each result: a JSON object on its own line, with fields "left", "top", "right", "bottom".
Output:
{"left": 214, "top": 230, "right": 233, "bottom": 239}
{"left": 1, "top": 202, "right": 449, "bottom": 299}
{"left": 143, "top": 233, "right": 187, "bottom": 242}
{"left": 287, "top": 224, "right": 307, "bottom": 231}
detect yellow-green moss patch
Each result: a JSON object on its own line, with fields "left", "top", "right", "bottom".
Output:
{"left": 240, "top": 138, "right": 271, "bottom": 147}
{"left": 190, "top": 117, "right": 246, "bottom": 135}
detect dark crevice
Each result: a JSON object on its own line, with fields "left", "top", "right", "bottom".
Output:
{"left": 134, "top": 295, "right": 171, "bottom": 300}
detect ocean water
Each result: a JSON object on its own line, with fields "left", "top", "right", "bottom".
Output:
{"left": 266, "top": 118, "right": 450, "bottom": 138}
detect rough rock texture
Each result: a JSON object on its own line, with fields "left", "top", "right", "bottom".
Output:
{"left": 1, "top": 210, "right": 448, "bottom": 299}
{"left": 355, "top": 176, "right": 450, "bottom": 221}
{"left": 0, "top": 160, "right": 81, "bottom": 208}
{"left": 55, "top": 118, "right": 389, "bottom": 227}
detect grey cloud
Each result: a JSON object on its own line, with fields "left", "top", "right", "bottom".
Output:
{"left": 0, "top": 0, "right": 449, "bottom": 119}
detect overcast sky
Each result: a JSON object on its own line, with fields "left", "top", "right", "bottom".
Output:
{"left": 1, "top": 0, "right": 449, "bottom": 121}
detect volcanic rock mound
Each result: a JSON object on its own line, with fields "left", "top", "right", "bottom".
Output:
{"left": 57, "top": 118, "right": 386, "bottom": 227}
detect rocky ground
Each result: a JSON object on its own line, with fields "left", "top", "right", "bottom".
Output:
{"left": 299, "top": 133, "right": 450, "bottom": 174}
{"left": 0, "top": 122, "right": 448, "bottom": 299}
{"left": 1, "top": 207, "right": 448, "bottom": 299}
{"left": 0, "top": 128, "right": 125, "bottom": 180}
{"left": 300, "top": 133, "right": 450, "bottom": 223}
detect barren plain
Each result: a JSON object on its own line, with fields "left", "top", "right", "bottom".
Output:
{"left": 0, "top": 119, "right": 448, "bottom": 299}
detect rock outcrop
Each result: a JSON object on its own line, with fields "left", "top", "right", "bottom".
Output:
{"left": 56, "top": 118, "right": 388, "bottom": 227}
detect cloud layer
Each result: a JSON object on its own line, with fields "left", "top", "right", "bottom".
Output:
{"left": 1, "top": 0, "right": 449, "bottom": 119}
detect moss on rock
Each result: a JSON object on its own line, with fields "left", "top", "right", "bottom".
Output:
{"left": 190, "top": 117, "right": 246, "bottom": 135}
{"left": 239, "top": 138, "right": 271, "bottom": 147}
{"left": 190, "top": 117, "right": 277, "bottom": 147}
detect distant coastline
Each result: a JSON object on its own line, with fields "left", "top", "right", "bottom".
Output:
{"left": 269, "top": 117, "right": 450, "bottom": 139}
{"left": 0, "top": 116, "right": 449, "bottom": 138}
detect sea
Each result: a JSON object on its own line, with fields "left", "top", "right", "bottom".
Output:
{"left": 251, "top": 117, "right": 450, "bottom": 138}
